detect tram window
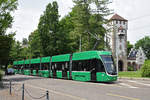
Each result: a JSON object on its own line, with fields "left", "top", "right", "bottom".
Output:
{"left": 56, "top": 63, "right": 63, "bottom": 71}
{"left": 52, "top": 62, "right": 69, "bottom": 71}
{"left": 72, "top": 60, "right": 94, "bottom": 71}
{"left": 88, "top": 59, "right": 96, "bottom": 71}
{"left": 41, "top": 63, "right": 49, "bottom": 70}
{"left": 25, "top": 64, "right": 29, "bottom": 69}
{"left": 52, "top": 62, "right": 59, "bottom": 70}
{"left": 96, "top": 59, "right": 105, "bottom": 72}
{"left": 72, "top": 59, "right": 105, "bottom": 72}
{"left": 31, "top": 63, "right": 40, "bottom": 70}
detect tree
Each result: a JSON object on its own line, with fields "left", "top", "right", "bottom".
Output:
{"left": 70, "top": 0, "right": 92, "bottom": 51}
{"left": 9, "top": 40, "right": 23, "bottom": 61}
{"left": 38, "top": 1, "right": 59, "bottom": 56}
{"left": 22, "top": 38, "right": 28, "bottom": 46}
{"left": 135, "top": 36, "right": 150, "bottom": 59}
{"left": 70, "top": 0, "right": 111, "bottom": 51}
{"left": 28, "top": 30, "right": 43, "bottom": 58}
{"left": 127, "top": 41, "right": 133, "bottom": 55}
{"left": 34, "top": 0, "right": 112, "bottom": 57}
{"left": 0, "top": 35, "right": 13, "bottom": 69}
{"left": 0, "top": 0, "right": 18, "bottom": 70}
{"left": 57, "top": 15, "right": 76, "bottom": 54}
{"left": 0, "top": 0, "right": 18, "bottom": 35}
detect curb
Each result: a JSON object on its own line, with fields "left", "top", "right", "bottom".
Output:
{"left": 118, "top": 77, "right": 150, "bottom": 81}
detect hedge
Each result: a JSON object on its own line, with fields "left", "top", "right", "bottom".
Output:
{"left": 141, "top": 60, "right": 150, "bottom": 77}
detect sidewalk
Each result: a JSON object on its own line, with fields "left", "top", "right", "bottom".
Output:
{"left": 0, "top": 89, "right": 21, "bottom": 100}
{"left": 0, "top": 79, "right": 47, "bottom": 100}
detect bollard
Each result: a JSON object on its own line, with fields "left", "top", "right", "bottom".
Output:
{"left": 22, "top": 83, "right": 24, "bottom": 100}
{"left": 9, "top": 81, "right": 12, "bottom": 95}
{"left": 46, "top": 90, "right": 49, "bottom": 100}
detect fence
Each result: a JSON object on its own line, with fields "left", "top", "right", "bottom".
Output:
{"left": 9, "top": 81, "right": 49, "bottom": 100}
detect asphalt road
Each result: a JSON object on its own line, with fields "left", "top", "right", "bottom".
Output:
{"left": 2, "top": 74, "right": 150, "bottom": 100}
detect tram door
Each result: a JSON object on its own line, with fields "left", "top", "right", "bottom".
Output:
{"left": 31, "top": 64, "right": 33, "bottom": 75}
{"left": 52, "top": 64, "right": 57, "bottom": 78}
{"left": 62, "top": 62, "right": 68, "bottom": 79}
{"left": 91, "top": 59, "right": 97, "bottom": 81}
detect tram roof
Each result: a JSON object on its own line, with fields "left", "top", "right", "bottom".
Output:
{"left": 41, "top": 56, "right": 50, "bottom": 63}
{"left": 13, "top": 51, "right": 112, "bottom": 64}
{"left": 13, "top": 61, "right": 18, "bottom": 65}
{"left": 52, "top": 54, "right": 70, "bottom": 62}
{"left": 17, "top": 60, "right": 24, "bottom": 65}
{"left": 72, "top": 51, "right": 111, "bottom": 61}
{"left": 25, "top": 59, "right": 30, "bottom": 64}
{"left": 30, "top": 58, "right": 40, "bottom": 64}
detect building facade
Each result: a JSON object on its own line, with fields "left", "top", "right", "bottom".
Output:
{"left": 108, "top": 14, "right": 128, "bottom": 71}
{"left": 128, "top": 47, "right": 147, "bottom": 70}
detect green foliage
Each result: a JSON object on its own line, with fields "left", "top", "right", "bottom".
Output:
{"left": 38, "top": 1, "right": 59, "bottom": 56}
{"left": 0, "top": 35, "right": 13, "bottom": 66}
{"left": 127, "top": 66, "right": 134, "bottom": 71}
{"left": 135, "top": 36, "right": 150, "bottom": 59}
{"left": 71, "top": 0, "right": 91, "bottom": 51}
{"left": 28, "top": 0, "right": 112, "bottom": 57}
{"left": 28, "top": 30, "right": 43, "bottom": 58}
{"left": 70, "top": 0, "right": 111, "bottom": 51}
{"left": 22, "top": 38, "right": 28, "bottom": 45}
{"left": 0, "top": 0, "right": 18, "bottom": 70}
{"left": 9, "top": 40, "right": 23, "bottom": 60}
{"left": 57, "top": 16, "right": 75, "bottom": 54}
{"left": 141, "top": 60, "right": 150, "bottom": 77}
{"left": 0, "top": 0, "right": 18, "bottom": 35}
{"left": 127, "top": 41, "right": 133, "bottom": 55}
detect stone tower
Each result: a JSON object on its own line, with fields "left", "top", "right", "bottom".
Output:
{"left": 109, "top": 14, "right": 128, "bottom": 71}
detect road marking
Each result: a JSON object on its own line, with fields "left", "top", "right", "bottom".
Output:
{"left": 127, "top": 80, "right": 150, "bottom": 87}
{"left": 119, "top": 83, "right": 138, "bottom": 88}
{"left": 107, "top": 93, "right": 140, "bottom": 100}
{"left": 25, "top": 83, "right": 86, "bottom": 100}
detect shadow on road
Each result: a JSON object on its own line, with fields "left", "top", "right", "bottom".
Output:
{"left": 91, "top": 80, "right": 120, "bottom": 85}
{"left": 3, "top": 74, "right": 44, "bottom": 82}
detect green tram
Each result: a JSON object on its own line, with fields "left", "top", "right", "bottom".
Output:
{"left": 13, "top": 51, "right": 117, "bottom": 82}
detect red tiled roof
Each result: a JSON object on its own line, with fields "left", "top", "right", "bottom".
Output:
{"left": 110, "top": 14, "right": 127, "bottom": 21}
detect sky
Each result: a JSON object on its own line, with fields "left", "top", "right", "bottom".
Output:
{"left": 8, "top": 0, "right": 150, "bottom": 44}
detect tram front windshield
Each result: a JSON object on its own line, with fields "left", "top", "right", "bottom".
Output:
{"left": 100, "top": 55, "right": 117, "bottom": 75}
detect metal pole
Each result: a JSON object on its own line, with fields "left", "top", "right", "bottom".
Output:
{"left": 9, "top": 81, "right": 12, "bottom": 95}
{"left": 46, "top": 91, "right": 49, "bottom": 100}
{"left": 116, "top": 34, "right": 119, "bottom": 76}
{"left": 22, "top": 83, "right": 24, "bottom": 100}
{"left": 116, "top": 52, "right": 118, "bottom": 76}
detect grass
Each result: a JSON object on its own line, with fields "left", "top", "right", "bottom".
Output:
{"left": 118, "top": 71, "right": 142, "bottom": 78}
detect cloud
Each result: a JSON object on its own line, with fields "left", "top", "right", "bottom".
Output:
{"left": 9, "top": 0, "right": 73, "bottom": 41}
{"left": 9, "top": 0, "right": 150, "bottom": 44}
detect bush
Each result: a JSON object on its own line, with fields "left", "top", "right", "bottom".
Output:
{"left": 127, "top": 66, "right": 134, "bottom": 71}
{"left": 141, "top": 60, "right": 150, "bottom": 77}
